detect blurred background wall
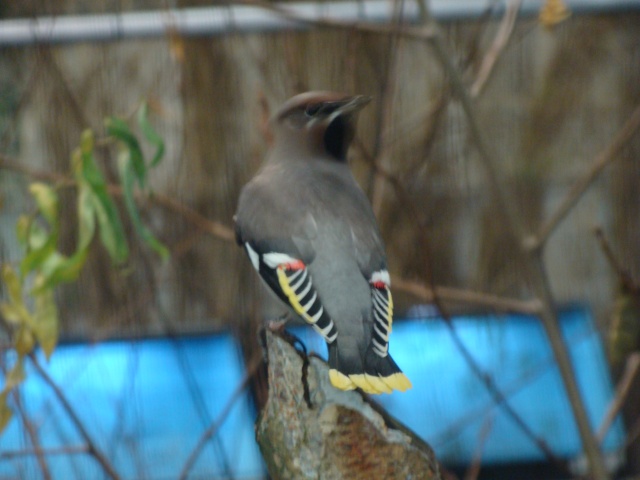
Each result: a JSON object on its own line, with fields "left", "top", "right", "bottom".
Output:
{"left": 2, "top": 1, "right": 638, "bottom": 339}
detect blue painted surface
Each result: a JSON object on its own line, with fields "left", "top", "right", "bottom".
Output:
{"left": 0, "top": 335, "right": 264, "bottom": 479}
{"left": 291, "top": 305, "right": 625, "bottom": 465}
{"left": 0, "top": 305, "right": 625, "bottom": 477}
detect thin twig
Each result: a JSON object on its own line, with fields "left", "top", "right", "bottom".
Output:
{"left": 354, "top": 137, "right": 544, "bottom": 316}
{"left": 594, "top": 226, "right": 640, "bottom": 298}
{"left": 0, "top": 153, "right": 542, "bottom": 316}
{"left": 528, "top": 103, "right": 640, "bottom": 252}
{"left": 0, "top": 153, "right": 69, "bottom": 183}
{"left": 150, "top": 192, "right": 235, "bottom": 242}
{"left": 178, "top": 354, "right": 263, "bottom": 480}
{"left": 415, "top": 1, "right": 609, "bottom": 477}
{"left": 28, "top": 354, "right": 120, "bottom": 480}
{"left": 597, "top": 352, "right": 640, "bottom": 443}
{"left": 464, "top": 414, "right": 494, "bottom": 480}
{"left": 391, "top": 276, "right": 541, "bottom": 314}
{"left": 593, "top": 227, "right": 627, "bottom": 282}
{"left": 0, "top": 445, "right": 89, "bottom": 460}
{"left": 469, "top": 0, "right": 521, "bottom": 98}
{"left": 624, "top": 413, "right": 640, "bottom": 450}
{"left": 233, "top": 0, "right": 436, "bottom": 41}
{"left": 369, "top": 0, "right": 405, "bottom": 215}
{"left": 431, "top": 327, "right": 589, "bottom": 450}
{"left": 359, "top": 107, "right": 564, "bottom": 469}
{"left": 9, "top": 378, "right": 52, "bottom": 479}
{"left": 0, "top": 153, "right": 235, "bottom": 244}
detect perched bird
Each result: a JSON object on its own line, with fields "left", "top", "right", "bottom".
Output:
{"left": 235, "top": 91, "right": 411, "bottom": 394}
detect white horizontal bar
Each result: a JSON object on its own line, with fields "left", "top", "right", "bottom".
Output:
{"left": 0, "top": 0, "right": 637, "bottom": 46}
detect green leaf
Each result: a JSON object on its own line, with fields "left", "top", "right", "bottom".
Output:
{"left": 89, "top": 188, "right": 129, "bottom": 264}
{"left": 29, "top": 183, "right": 59, "bottom": 225}
{"left": 0, "top": 393, "right": 13, "bottom": 434}
{"left": 4, "top": 359, "right": 25, "bottom": 390}
{"left": 2, "top": 264, "right": 22, "bottom": 305}
{"left": 80, "top": 145, "right": 108, "bottom": 187}
{"left": 77, "top": 186, "right": 96, "bottom": 251}
{"left": 33, "top": 249, "right": 89, "bottom": 292}
{"left": 71, "top": 147, "right": 83, "bottom": 176}
{"left": 117, "top": 151, "right": 169, "bottom": 261}
{"left": 77, "top": 148, "right": 129, "bottom": 264}
{"left": 25, "top": 221, "right": 51, "bottom": 251}
{"left": 20, "top": 224, "right": 57, "bottom": 276}
{"left": 15, "top": 215, "right": 30, "bottom": 246}
{"left": 137, "top": 102, "right": 165, "bottom": 167}
{"left": 1, "top": 266, "right": 32, "bottom": 327}
{"left": 32, "top": 282, "right": 58, "bottom": 360}
{"left": 14, "top": 326, "right": 35, "bottom": 356}
{"left": 0, "top": 302, "right": 31, "bottom": 326}
{"left": 80, "top": 129, "right": 94, "bottom": 155}
{"left": 26, "top": 184, "right": 96, "bottom": 291}
{"left": 106, "top": 117, "right": 147, "bottom": 186}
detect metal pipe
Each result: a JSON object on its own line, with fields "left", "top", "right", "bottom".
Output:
{"left": 0, "top": 0, "right": 638, "bottom": 46}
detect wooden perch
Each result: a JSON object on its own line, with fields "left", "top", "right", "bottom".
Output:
{"left": 256, "top": 330, "right": 442, "bottom": 480}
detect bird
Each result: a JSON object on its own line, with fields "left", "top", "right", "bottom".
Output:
{"left": 234, "top": 91, "right": 411, "bottom": 394}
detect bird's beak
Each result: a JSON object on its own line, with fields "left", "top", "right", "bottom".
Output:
{"left": 325, "top": 95, "right": 371, "bottom": 124}
{"left": 335, "top": 95, "right": 371, "bottom": 115}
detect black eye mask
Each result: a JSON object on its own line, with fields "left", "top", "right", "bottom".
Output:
{"left": 324, "top": 115, "right": 353, "bottom": 162}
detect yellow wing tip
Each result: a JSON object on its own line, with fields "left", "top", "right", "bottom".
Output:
{"left": 382, "top": 372, "right": 412, "bottom": 392}
{"left": 364, "top": 374, "right": 393, "bottom": 394}
{"left": 349, "top": 374, "right": 383, "bottom": 394}
{"left": 329, "top": 369, "right": 356, "bottom": 390}
{"left": 329, "top": 371, "right": 412, "bottom": 394}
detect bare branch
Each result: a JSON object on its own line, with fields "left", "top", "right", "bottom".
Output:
{"left": 414, "top": 1, "right": 609, "bottom": 477}
{"left": 624, "top": 413, "right": 640, "bottom": 451}
{"left": 0, "top": 153, "right": 235, "bottom": 244}
{"left": 369, "top": 0, "right": 405, "bottom": 215}
{"left": 469, "top": 0, "right": 521, "bottom": 98}
{"left": 8, "top": 379, "right": 51, "bottom": 479}
{"left": 28, "top": 354, "right": 120, "bottom": 480}
{"left": 150, "top": 191, "right": 235, "bottom": 242}
{"left": 594, "top": 226, "right": 640, "bottom": 296}
{"left": 392, "top": 276, "right": 541, "bottom": 315}
{"left": 0, "top": 153, "right": 70, "bottom": 184}
{"left": 528, "top": 103, "right": 640, "bottom": 252}
{"left": 1, "top": 153, "right": 542, "bottom": 317}
{"left": 232, "top": 0, "right": 436, "bottom": 41}
{"left": 357, "top": 70, "right": 564, "bottom": 472}
{"left": 178, "top": 353, "right": 263, "bottom": 480}
{"left": 597, "top": 352, "right": 640, "bottom": 443}
{"left": 0, "top": 445, "right": 89, "bottom": 460}
{"left": 464, "top": 414, "right": 494, "bottom": 480}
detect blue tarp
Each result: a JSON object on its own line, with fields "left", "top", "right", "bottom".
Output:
{"left": 0, "top": 305, "right": 625, "bottom": 478}
{"left": 292, "top": 305, "right": 625, "bottom": 465}
{"left": 0, "top": 335, "right": 264, "bottom": 479}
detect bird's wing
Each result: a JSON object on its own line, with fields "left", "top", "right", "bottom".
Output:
{"left": 343, "top": 198, "right": 393, "bottom": 359}
{"left": 347, "top": 200, "right": 412, "bottom": 393}
{"left": 235, "top": 180, "right": 339, "bottom": 345}
{"left": 236, "top": 173, "right": 410, "bottom": 393}
{"left": 369, "top": 270, "right": 393, "bottom": 357}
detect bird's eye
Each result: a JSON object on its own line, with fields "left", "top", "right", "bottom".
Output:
{"left": 305, "top": 104, "right": 322, "bottom": 117}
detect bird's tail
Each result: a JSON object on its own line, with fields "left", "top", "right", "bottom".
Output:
{"left": 327, "top": 343, "right": 412, "bottom": 394}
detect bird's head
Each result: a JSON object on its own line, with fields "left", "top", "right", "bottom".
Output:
{"left": 271, "top": 91, "right": 371, "bottom": 162}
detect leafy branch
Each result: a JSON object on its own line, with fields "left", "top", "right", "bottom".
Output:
{"left": 0, "top": 101, "right": 168, "bottom": 440}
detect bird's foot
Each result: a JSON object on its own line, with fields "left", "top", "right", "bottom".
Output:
{"left": 267, "top": 314, "right": 289, "bottom": 332}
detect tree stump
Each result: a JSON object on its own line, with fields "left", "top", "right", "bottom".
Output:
{"left": 256, "top": 330, "right": 442, "bottom": 480}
